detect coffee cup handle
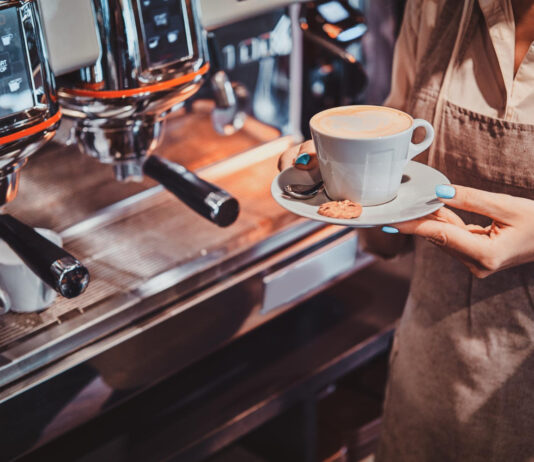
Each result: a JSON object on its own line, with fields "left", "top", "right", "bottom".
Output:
{"left": 408, "top": 119, "right": 435, "bottom": 160}
{"left": 0, "top": 285, "right": 11, "bottom": 314}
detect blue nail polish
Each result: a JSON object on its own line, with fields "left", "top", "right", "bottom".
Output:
{"left": 382, "top": 226, "right": 399, "bottom": 234}
{"left": 435, "top": 184, "right": 456, "bottom": 199}
{"left": 295, "top": 153, "right": 311, "bottom": 166}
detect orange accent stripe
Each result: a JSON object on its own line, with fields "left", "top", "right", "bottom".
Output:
{"left": 82, "top": 81, "right": 106, "bottom": 91}
{"left": 64, "top": 63, "right": 210, "bottom": 99}
{"left": 0, "top": 111, "right": 62, "bottom": 146}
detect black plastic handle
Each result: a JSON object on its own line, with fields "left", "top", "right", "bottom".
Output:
{"left": 0, "top": 215, "right": 90, "bottom": 299}
{"left": 143, "top": 156, "right": 240, "bottom": 228}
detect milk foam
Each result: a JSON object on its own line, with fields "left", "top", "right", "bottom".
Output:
{"left": 311, "top": 106, "right": 412, "bottom": 138}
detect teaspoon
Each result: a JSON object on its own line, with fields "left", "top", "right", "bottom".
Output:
{"left": 283, "top": 181, "right": 324, "bottom": 200}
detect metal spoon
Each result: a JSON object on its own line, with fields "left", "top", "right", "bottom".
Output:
{"left": 283, "top": 181, "right": 324, "bottom": 200}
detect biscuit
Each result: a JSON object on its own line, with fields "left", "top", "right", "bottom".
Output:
{"left": 318, "top": 200, "right": 363, "bottom": 219}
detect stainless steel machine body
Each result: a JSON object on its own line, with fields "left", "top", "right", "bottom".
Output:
{"left": 53, "top": 0, "right": 239, "bottom": 227}
{"left": 58, "top": 0, "right": 208, "bottom": 176}
{"left": 0, "top": 0, "right": 59, "bottom": 204}
{"left": 0, "top": 1, "right": 89, "bottom": 301}
{"left": 0, "top": 1, "right": 404, "bottom": 460}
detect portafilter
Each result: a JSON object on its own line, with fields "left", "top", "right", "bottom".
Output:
{"left": 0, "top": 0, "right": 89, "bottom": 299}
{"left": 57, "top": 0, "right": 240, "bottom": 228}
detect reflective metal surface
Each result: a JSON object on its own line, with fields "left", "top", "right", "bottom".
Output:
{"left": 210, "top": 71, "right": 247, "bottom": 135}
{"left": 0, "top": 3, "right": 402, "bottom": 459}
{"left": 0, "top": 121, "right": 294, "bottom": 390}
{"left": 0, "top": 159, "right": 25, "bottom": 204}
{"left": 283, "top": 181, "right": 325, "bottom": 200}
{"left": 0, "top": 0, "right": 59, "bottom": 204}
{"left": 72, "top": 116, "right": 163, "bottom": 167}
{"left": 199, "top": 0, "right": 308, "bottom": 30}
{"left": 58, "top": 0, "right": 208, "bottom": 181}
{"left": 50, "top": 256, "right": 90, "bottom": 299}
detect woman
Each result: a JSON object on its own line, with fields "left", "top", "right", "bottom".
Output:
{"left": 280, "top": 0, "right": 534, "bottom": 460}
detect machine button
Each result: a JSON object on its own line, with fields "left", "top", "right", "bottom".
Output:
{"left": 148, "top": 36, "right": 160, "bottom": 49}
{"left": 167, "top": 30, "right": 178, "bottom": 43}
{"left": 1, "top": 33, "right": 13, "bottom": 47}
{"left": 153, "top": 11, "right": 169, "bottom": 27}
{"left": 8, "top": 77, "right": 22, "bottom": 92}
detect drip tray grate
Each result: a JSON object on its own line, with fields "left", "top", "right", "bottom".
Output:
{"left": 0, "top": 130, "right": 304, "bottom": 389}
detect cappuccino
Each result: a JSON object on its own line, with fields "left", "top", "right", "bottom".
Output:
{"left": 310, "top": 105, "right": 413, "bottom": 139}
{"left": 310, "top": 105, "right": 434, "bottom": 206}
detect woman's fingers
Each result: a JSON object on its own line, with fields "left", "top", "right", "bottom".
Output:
{"left": 278, "top": 144, "right": 300, "bottom": 171}
{"left": 430, "top": 207, "right": 466, "bottom": 227}
{"left": 277, "top": 140, "right": 318, "bottom": 171}
{"left": 391, "top": 216, "right": 513, "bottom": 275}
{"left": 393, "top": 217, "right": 489, "bottom": 262}
{"left": 436, "top": 185, "right": 518, "bottom": 223}
{"left": 295, "top": 140, "right": 318, "bottom": 170}
{"left": 298, "top": 140, "right": 316, "bottom": 155}
{"left": 466, "top": 224, "right": 491, "bottom": 235}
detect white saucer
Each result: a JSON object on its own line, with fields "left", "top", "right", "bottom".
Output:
{"left": 271, "top": 161, "right": 450, "bottom": 228}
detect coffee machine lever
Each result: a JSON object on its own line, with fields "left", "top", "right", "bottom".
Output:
{"left": 0, "top": 0, "right": 89, "bottom": 299}
{"left": 41, "top": 0, "right": 240, "bottom": 228}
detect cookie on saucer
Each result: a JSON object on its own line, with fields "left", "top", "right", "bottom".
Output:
{"left": 318, "top": 200, "right": 362, "bottom": 219}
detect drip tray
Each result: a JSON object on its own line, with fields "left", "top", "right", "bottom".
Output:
{"left": 0, "top": 134, "right": 313, "bottom": 390}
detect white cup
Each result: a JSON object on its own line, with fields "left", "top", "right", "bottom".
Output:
{"left": 0, "top": 228, "right": 60, "bottom": 314}
{"left": 310, "top": 105, "right": 435, "bottom": 206}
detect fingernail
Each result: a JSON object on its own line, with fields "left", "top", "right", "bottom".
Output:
{"left": 295, "top": 153, "right": 311, "bottom": 166}
{"left": 382, "top": 226, "right": 399, "bottom": 234}
{"left": 435, "top": 184, "right": 456, "bottom": 199}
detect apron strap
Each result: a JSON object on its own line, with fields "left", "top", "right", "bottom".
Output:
{"left": 429, "top": 0, "right": 476, "bottom": 166}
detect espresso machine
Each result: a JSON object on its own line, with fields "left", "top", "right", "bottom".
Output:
{"left": 51, "top": 0, "right": 239, "bottom": 228}
{"left": 0, "top": 2, "right": 407, "bottom": 460}
{"left": 0, "top": 1, "right": 89, "bottom": 300}
{"left": 300, "top": 0, "right": 369, "bottom": 136}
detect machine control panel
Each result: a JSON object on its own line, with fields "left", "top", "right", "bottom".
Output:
{"left": 138, "top": 0, "right": 192, "bottom": 68}
{"left": 0, "top": 7, "right": 34, "bottom": 119}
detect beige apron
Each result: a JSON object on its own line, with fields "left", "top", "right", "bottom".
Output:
{"left": 376, "top": 1, "right": 534, "bottom": 461}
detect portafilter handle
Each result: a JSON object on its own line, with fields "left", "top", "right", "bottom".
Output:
{"left": 143, "top": 156, "right": 240, "bottom": 228}
{"left": 0, "top": 215, "right": 90, "bottom": 298}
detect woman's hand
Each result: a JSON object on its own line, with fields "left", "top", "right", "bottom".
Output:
{"left": 278, "top": 140, "right": 318, "bottom": 171}
{"left": 383, "top": 185, "right": 534, "bottom": 278}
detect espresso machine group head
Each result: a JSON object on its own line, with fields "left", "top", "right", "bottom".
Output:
{"left": 55, "top": 0, "right": 240, "bottom": 228}
{"left": 0, "top": 0, "right": 89, "bottom": 300}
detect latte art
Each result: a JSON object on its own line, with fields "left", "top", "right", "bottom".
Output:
{"left": 311, "top": 106, "right": 413, "bottom": 138}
